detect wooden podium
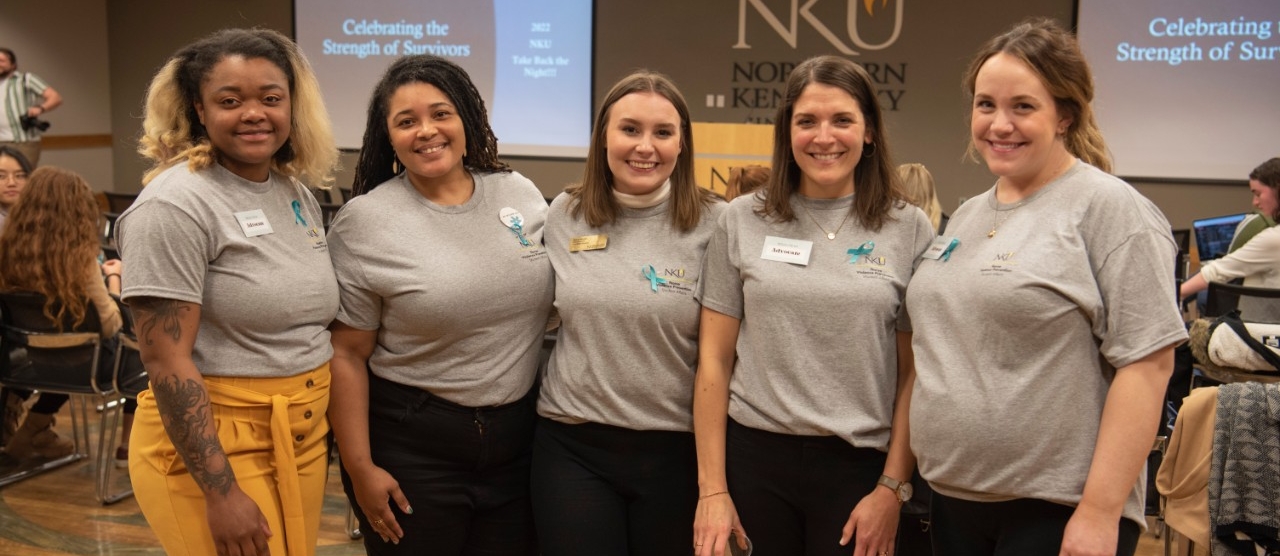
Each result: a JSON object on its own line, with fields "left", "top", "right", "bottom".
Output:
{"left": 691, "top": 122, "right": 773, "bottom": 196}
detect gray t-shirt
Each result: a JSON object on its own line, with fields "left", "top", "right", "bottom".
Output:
{"left": 117, "top": 162, "right": 339, "bottom": 378}
{"left": 698, "top": 192, "right": 934, "bottom": 448}
{"left": 538, "top": 193, "right": 725, "bottom": 431}
{"left": 906, "top": 161, "right": 1188, "bottom": 526}
{"left": 327, "top": 171, "right": 553, "bottom": 407}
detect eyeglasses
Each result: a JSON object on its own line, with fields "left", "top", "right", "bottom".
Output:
{"left": 0, "top": 171, "right": 28, "bottom": 184}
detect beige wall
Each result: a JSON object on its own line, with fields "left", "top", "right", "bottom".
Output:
{"left": 1, "top": 0, "right": 113, "bottom": 190}
{"left": 0, "top": 0, "right": 1234, "bottom": 228}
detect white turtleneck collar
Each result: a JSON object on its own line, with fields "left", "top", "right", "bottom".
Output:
{"left": 612, "top": 179, "right": 672, "bottom": 209}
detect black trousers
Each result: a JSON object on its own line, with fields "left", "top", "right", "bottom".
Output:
{"left": 930, "top": 491, "right": 1141, "bottom": 556}
{"left": 531, "top": 418, "right": 698, "bottom": 556}
{"left": 341, "top": 373, "right": 539, "bottom": 556}
{"left": 726, "top": 419, "right": 886, "bottom": 556}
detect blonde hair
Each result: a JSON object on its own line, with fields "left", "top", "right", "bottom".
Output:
{"left": 0, "top": 167, "right": 102, "bottom": 329}
{"left": 897, "top": 163, "right": 942, "bottom": 232}
{"left": 139, "top": 28, "right": 338, "bottom": 187}
{"left": 963, "top": 18, "right": 1111, "bottom": 173}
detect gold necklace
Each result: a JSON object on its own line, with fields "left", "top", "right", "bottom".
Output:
{"left": 800, "top": 200, "right": 852, "bottom": 240}
{"left": 987, "top": 194, "right": 1026, "bottom": 238}
{"left": 987, "top": 159, "right": 1074, "bottom": 239}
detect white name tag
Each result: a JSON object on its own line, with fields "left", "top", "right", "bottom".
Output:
{"left": 760, "top": 235, "right": 813, "bottom": 266}
{"left": 921, "top": 236, "right": 960, "bottom": 261}
{"left": 234, "top": 209, "right": 274, "bottom": 238}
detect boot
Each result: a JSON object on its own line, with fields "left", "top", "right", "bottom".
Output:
{"left": 1, "top": 390, "right": 25, "bottom": 446}
{"left": 5, "top": 412, "right": 74, "bottom": 460}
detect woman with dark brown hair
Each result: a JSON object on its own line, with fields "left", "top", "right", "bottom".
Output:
{"left": 693, "top": 55, "right": 932, "bottom": 556}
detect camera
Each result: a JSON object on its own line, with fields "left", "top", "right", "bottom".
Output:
{"left": 19, "top": 115, "right": 50, "bottom": 132}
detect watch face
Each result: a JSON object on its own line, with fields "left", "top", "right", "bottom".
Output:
{"left": 899, "top": 482, "right": 914, "bottom": 502}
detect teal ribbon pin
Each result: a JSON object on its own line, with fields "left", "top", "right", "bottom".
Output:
{"left": 939, "top": 238, "right": 960, "bottom": 261}
{"left": 643, "top": 265, "right": 667, "bottom": 293}
{"left": 847, "top": 240, "right": 875, "bottom": 263}
{"left": 291, "top": 200, "right": 307, "bottom": 226}
{"left": 508, "top": 215, "right": 531, "bottom": 246}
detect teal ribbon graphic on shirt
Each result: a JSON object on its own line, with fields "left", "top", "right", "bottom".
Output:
{"left": 643, "top": 265, "right": 667, "bottom": 292}
{"left": 939, "top": 238, "right": 960, "bottom": 261}
{"left": 291, "top": 200, "right": 307, "bottom": 226}
{"left": 847, "top": 241, "right": 875, "bottom": 263}
{"left": 507, "top": 215, "right": 531, "bottom": 246}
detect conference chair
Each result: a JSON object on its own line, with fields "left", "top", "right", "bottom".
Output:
{"left": 95, "top": 308, "right": 146, "bottom": 504}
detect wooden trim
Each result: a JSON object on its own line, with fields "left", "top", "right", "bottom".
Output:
{"left": 42, "top": 134, "right": 113, "bottom": 150}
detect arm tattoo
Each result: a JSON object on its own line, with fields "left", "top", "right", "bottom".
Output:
{"left": 133, "top": 298, "right": 189, "bottom": 345}
{"left": 151, "top": 375, "right": 236, "bottom": 496}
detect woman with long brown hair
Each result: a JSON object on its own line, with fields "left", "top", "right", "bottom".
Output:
{"left": 0, "top": 166, "right": 123, "bottom": 463}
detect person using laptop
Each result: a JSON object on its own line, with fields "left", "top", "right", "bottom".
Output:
{"left": 1179, "top": 157, "right": 1280, "bottom": 304}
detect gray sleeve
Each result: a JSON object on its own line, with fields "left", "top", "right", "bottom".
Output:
{"left": 696, "top": 208, "right": 744, "bottom": 319}
{"left": 327, "top": 219, "right": 382, "bottom": 331}
{"left": 897, "top": 206, "right": 936, "bottom": 332}
{"left": 118, "top": 200, "right": 208, "bottom": 305}
{"left": 1095, "top": 229, "right": 1187, "bottom": 368}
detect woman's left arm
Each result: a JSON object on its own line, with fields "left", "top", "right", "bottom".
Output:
{"left": 840, "top": 330, "right": 915, "bottom": 556}
{"left": 1059, "top": 345, "right": 1174, "bottom": 556}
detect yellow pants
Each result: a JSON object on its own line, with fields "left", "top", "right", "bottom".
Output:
{"left": 130, "top": 364, "right": 331, "bottom": 556}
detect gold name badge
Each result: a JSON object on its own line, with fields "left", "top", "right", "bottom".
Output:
{"left": 569, "top": 234, "right": 608, "bottom": 252}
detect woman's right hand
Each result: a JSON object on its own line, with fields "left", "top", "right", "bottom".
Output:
{"left": 348, "top": 463, "right": 412, "bottom": 545}
{"left": 205, "top": 484, "right": 273, "bottom": 556}
{"left": 694, "top": 493, "right": 748, "bottom": 556}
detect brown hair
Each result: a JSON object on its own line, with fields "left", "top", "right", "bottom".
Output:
{"left": 726, "top": 165, "right": 770, "bottom": 201}
{"left": 963, "top": 17, "right": 1110, "bottom": 173}
{"left": 759, "top": 55, "right": 900, "bottom": 232}
{"left": 567, "top": 70, "right": 715, "bottom": 233}
{"left": 0, "top": 167, "right": 102, "bottom": 328}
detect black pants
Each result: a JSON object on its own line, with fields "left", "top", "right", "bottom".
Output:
{"left": 341, "top": 374, "right": 539, "bottom": 556}
{"left": 531, "top": 418, "right": 697, "bottom": 556}
{"left": 726, "top": 419, "right": 886, "bottom": 556}
{"left": 930, "top": 491, "right": 1140, "bottom": 556}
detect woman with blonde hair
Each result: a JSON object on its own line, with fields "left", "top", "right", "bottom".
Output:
{"left": 906, "top": 18, "right": 1185, "bottom": 555}
{"left": 0, "top": 166, "right": 123, "bottom": 463}
{"left": 897, "top": 163, "right": 944, "bottom": 233}
{"left": 117, "top": 28, "right": 339, "bottom": 556}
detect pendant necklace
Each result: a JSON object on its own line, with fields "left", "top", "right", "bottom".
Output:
{"left": 800, "top": 200, "right": 852, "bottom": 240}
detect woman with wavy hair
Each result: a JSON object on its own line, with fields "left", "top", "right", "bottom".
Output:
{"left": 327, "top": 55, "right": 551, "bottom": 555}
{"left": 906, "top": 18, "right": 1184, "bottom": 555}
{"left": 116, "top": 28, "right": 339, "bottom": 556}
{"left": 0, "top": 166, "right": 122, "bottom": 462}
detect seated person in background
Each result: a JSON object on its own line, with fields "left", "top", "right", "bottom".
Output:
{"left": 0, "top": 166, "right": 125, "bottom": 464}
{"left": 0, "top": 146, "right": 33, "bottom": 445}
{"left": 1180, "top": 158, "right": 1280, "bottom": 320}
{"left": 897, "top": 162, "right": 946, "bottom": 233}
{"left": 725, "top": 165, "right": 769, "bottom": 201}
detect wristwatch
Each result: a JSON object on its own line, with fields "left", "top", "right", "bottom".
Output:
{"left": 876, "top": 474, "right": 913, "bottom": 503}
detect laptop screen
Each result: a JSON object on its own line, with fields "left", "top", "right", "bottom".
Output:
{"left": 1193, "top": 213, "right": 1247, "bottom": 262}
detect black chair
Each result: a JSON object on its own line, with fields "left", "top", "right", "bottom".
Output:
{"left": 319, "top": 203, "right": 342, "bottom": 231}
{"left": 0, "top": 291, "right": 119, "bottom": 489}
{"left": 95, "top": 308, "right": 145, "bottom": 504}
{"left": 102, "top": 192, "right": 138, "bottom": 213}
{"left": 338, "top": 187, "right": 353, "bottom": 203}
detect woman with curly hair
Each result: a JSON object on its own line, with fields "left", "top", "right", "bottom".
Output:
{"left": 115, "top": 28, "right": 339, "bottom": 556}
{"left": 0, "top": 166, "right": 122, "bottom": 462}
{"left": 326, "top": 54, "right": 552, "bottom": 555}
